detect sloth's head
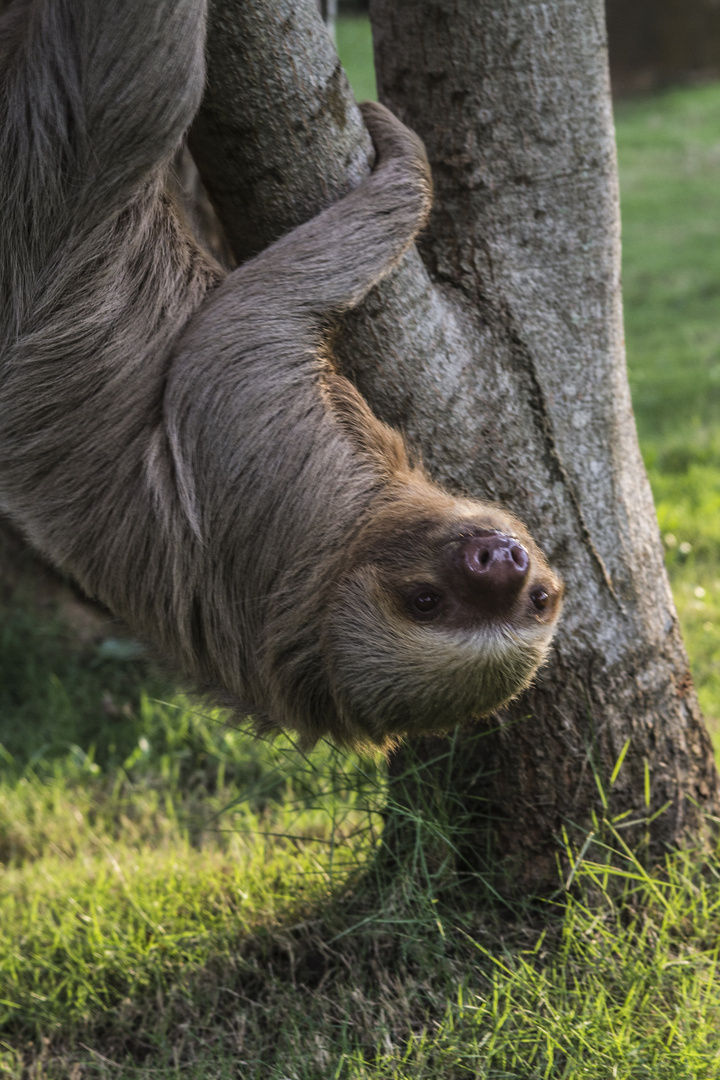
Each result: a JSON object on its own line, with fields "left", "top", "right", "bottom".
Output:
{"left": 323, "top": 487, "right": 563, "bottom": 750}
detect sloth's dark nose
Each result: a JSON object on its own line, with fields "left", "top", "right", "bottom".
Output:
{"left": 458, "top": 532, "right": 529, "bottom": 612}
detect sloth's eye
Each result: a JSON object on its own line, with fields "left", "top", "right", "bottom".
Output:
{"left": 411, "top": 590, "right": 441, "bottom": 615}
{"left": 530, "top": 587, "right": 549, "bottom": 611}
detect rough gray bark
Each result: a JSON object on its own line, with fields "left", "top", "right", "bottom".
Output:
{"left": 188, "top": 0, "right": 371, "bottom": 263}
{"left": 190, "top": 0, "right": 719, "bottom": 891}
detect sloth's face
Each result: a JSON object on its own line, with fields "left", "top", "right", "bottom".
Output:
{"left": 324, "top": 495, "right": 563, "bottom": 749}
{"left": 388, "top": 522, "right": 562, "bottom": 636}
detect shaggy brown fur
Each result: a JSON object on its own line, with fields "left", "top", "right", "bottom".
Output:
{"left": 0, "top": 0, "right": 562, "bottom": 750}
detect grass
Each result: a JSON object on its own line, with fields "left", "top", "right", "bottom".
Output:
{"left": 4, "top": 22, "right": 720, "bottom": 1079}
{"left": 5, "top": 720, "right": 720, "bottom": 1077}
{"left": 336, "top": 17, "right": 376, "bottom": 102}
{"left": 0, "top": 737, "right": 381, "bottom": 1048}
{"left": 616, "top": 83, "right": 720, "bottom": 744}
{"left": 0, "top": 692, "right": 387, "bottom": 1074}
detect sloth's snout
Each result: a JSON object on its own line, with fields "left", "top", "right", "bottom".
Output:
{"left": 458, "top": 531, "right": 529, "bottom": 613}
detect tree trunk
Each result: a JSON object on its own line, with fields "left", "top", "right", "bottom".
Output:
{"left": 188, "top": 0, "right": 372, "bottom": 265}
{"left": 190, "top": 0, "right": 720, "bottom": 893}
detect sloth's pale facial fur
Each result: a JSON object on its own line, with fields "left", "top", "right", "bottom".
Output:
{"left": 324, "top": 489, "right": 563, "bottom": 749}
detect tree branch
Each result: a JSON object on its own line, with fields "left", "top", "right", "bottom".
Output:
{"left": 188, "top": 0, "right": 372, "bottom": 263}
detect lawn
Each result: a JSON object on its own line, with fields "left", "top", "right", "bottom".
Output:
{"left": 3, "top": 24, "right": 720, "bottom": 1080}
{"left": 616, "top": 84, "right": 720, "bottom": 747}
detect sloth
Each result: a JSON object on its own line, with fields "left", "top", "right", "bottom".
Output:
{"left": 0, "top": 0, "right": 562, "bottom": 751}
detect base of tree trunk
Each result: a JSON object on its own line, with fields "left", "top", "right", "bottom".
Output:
{"left": 381, "top": 670, "right": 719, "bottom": 898}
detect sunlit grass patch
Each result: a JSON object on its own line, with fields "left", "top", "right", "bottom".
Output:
{"left": 0, "top": 698, "right": 385, "bottom": 1064}
{"left": 616, "top": 82, "right": 720, "bottom": 738}
{"left": 647, "top": 458, "right": 720, "bottom": 743}
{"left": 3, "top": 661, "right": 720, "bottom": 1078}
{"left": 7, "top": 786, "right": 720, "bottom": 1078}
{"left": 349, "top": 838, "right": 720, "bottom": 1080}
{"left": 2, "top": 845, "right": 259, "bottom": 1033}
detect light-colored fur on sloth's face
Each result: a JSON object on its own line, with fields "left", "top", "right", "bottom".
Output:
{"left": 327, "top": 574, "right": 555, "bottom": 750}
{"left": 319, "top": 489, "right": 563, "bottom": 752}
